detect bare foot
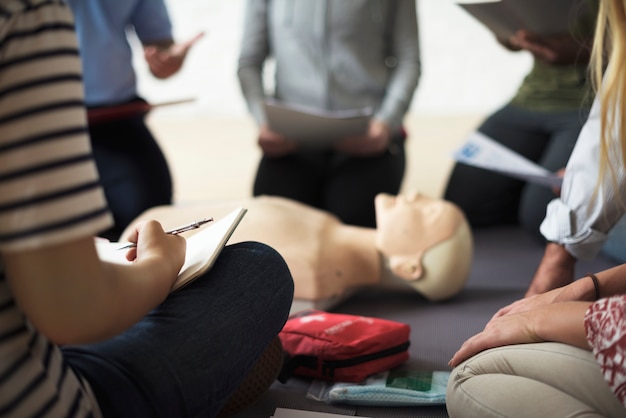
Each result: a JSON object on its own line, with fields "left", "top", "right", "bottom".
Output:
{"left": 525, "top": 242, "right": 576, "bottom": 297}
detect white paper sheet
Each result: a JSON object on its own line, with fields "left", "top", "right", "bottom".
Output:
{"left": 452, "top": 131, "right": 563, "bottom": 189}
{"left": 264, "top": 100, "right": 372, "bottom": 148}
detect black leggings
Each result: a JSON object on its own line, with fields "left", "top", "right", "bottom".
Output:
{"left": 253, "top": 133, "right": 406, "bottom": 228}
{"left": 444, "top": 104, "right": 590, "bottom": 240}
{"left": 89, "top": 112, "right": 172, "bottom": 240}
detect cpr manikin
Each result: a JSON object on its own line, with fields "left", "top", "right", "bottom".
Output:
{"left": 123, "top": 193, "right": 473, "bottom": 304}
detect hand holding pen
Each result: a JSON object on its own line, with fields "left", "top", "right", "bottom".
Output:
{"left": 117, "top": 218, "right": 213, "bottom": 250}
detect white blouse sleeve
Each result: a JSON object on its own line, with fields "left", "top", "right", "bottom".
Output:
{"left": 540, "top": 95, "right": 626, "bottom": 260}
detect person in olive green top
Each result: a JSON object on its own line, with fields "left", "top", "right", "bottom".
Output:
{"left": 444, "top": 2, "right": 597, "bottom": 240}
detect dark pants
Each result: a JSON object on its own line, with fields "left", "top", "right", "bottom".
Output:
{"left": 63, "top": 242, "right": 294, "bottom": 418}
{"left": 253, "top": 133, "right": 406, "bottom": 228}
{"left": 89, "top": 109, "right": 172, "bottom": 240}
{"left": 444, "top": 104, "right": 590, "bottom": 240}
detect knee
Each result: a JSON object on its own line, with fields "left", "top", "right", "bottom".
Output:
{"left": 230, "top": 241, "right": 295, "bottom": 302}
{"left": 446, "top": 363, "right": 472, "bottom": 418}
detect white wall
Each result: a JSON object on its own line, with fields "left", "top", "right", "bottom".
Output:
{"left": 133, "top": 0, "right": 533, "bottom": 118}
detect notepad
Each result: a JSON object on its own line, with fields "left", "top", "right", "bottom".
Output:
{"left": 264, "top": 99, "right": 372, "bottom": 148}
{"left": 96, "top": 207, "right": 247, "bottom": 291}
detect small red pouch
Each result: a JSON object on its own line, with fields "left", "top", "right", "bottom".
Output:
{"left": 278, "top": 310, "right": 410, "bottom": 383}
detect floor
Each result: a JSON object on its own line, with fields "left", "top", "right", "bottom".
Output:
{"left": 146, "top": 111, "right": 485, "bottom": 204}
{"left": 143, "top": 111, "right": 619, "bottom": 417}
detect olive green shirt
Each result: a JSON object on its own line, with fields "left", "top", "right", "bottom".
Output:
{"left": 511, "top": 1, "right": 597, "bottom": 112}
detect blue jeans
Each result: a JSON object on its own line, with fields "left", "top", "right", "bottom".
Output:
{"left": 88, "top": 100, "right": 173, "bottom": 241}
{"left": 63, "top": 241, "right": 294, "bottom": 418}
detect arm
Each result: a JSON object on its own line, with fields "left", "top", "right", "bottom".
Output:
{"left": 4, "top": 221, "right": 185, "bottom": 346}
{"left": 373, "top": 0, "right": 421, "bottom": 130}
{"left": 496, "top": 3, "right": 595, "bottom": 65}
{"left": 237, "top": 0, "right": 271, "bottom": 126}
{"left": 539, "top": 97, "right": 626, "bottom": 261}
{"left": 507, "top": 29, "right": 592, "bottom": 66}
{"left": 449, "top": 301, "right": 591, "bottom": 367}
{"left": 525, "top": 241, "right": 577, "bottom": 297}
{"left": 236, "top": 0, "right": 297, "bottom": 157}
{"left": 335, "top": 1, "right": 419, "bottom": 156}
{"left": 494, "top": 263, "right": 626, "bottom": 319}
{"left": 0, "top": 3, "right": 185, "bottom": 346}
{"left": 131, "top": 0, "right": 202, "bottom": 79}
{"left": 143, "top": 32, "right": 204, "bottom": 79}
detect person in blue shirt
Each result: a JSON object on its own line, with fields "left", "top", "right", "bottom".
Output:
{"left": 66, "top": 0, "right": 203, "bottom": 240}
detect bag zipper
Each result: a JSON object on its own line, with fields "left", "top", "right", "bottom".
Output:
{"left": 321, "top": 341, "right": 410, "bottom": 379}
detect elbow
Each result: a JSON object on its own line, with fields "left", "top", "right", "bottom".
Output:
{"left": 36, "top": 320, "right": 100, "bottom": 346}
{"left": 31, "top": 309, "right": 121, "bottom": 346}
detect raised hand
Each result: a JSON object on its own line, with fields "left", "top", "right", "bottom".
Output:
{"left": 144, "top": 32, "right": 205, "bottom": 79}
{"left": 509, "top": 30, "right": 591, "bottom": 65}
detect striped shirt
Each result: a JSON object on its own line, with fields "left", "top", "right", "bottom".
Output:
{"left": 0, "top": 0, "right": 112, "bottom": 416}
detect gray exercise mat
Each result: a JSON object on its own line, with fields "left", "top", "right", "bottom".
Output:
{"left": 233, "top": 226, "right": 618, "bottom": 418}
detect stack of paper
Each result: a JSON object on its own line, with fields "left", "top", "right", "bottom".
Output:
{"left": 264, "top": 100, "right": 372, "bottom": 149}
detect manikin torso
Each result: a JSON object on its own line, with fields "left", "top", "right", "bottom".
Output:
{"left": 123, "top": 194, "right": 471, "bottom": 302}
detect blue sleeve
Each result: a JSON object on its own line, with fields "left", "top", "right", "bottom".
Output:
{"left": 130, "top": 0, "right": 174, "bottom": 43}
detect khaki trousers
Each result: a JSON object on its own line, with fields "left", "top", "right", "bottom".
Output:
{"left": 447, "top": 342, "right": 625, "bottom": 417}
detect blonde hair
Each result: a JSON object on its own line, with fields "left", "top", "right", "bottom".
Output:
{"left": 591, "top": 0, "right": 626, "bottom": 191}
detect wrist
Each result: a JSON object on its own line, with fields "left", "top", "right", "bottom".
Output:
{"left": 544, "top": 241, "right": 576, "bottom": 264}
{"left": 560, "top": 273, "right": 599, "bottom": 302}
{"left": 583, "top": 273, "right": 601, "bottom": 301}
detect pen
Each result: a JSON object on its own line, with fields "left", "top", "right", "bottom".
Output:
{"left": 117, "top": 217, "right": 214, "bottom": 250}
{"left": 165, "top": 218, "right": 213, "bottom": 235}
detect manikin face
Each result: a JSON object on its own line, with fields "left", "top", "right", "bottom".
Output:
{"left": 374, "top": 193, "right": 462, "bottom": 280}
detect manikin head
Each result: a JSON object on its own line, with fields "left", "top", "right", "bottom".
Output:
{"left": 374, "top": 192, "right": 473, "bottom": 301}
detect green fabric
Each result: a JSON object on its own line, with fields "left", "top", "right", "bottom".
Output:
{"left": 511, "top": 61, "right": 592, "bottom": 111}
{"left": 510, "top": 0, "right": 597, "bottom": 112}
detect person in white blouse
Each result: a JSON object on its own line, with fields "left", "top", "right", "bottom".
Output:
{"left": 446, "top": 2, "right": 626, "bottom": 416}
{"left": 527, "top": 82, "right": 626, "bottom": 296}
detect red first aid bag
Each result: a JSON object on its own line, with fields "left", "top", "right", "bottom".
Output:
{"left": 278, "top": 311, "right": 410, "bottom": 383}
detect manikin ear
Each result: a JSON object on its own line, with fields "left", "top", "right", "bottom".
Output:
{"left": 378, "top": 212, "right": 474, "bottom": 302}
{"left": 387, "top": 221, "right": 473, "bottom": 301}
{"left": 388, "top": 251, "right": 426, "bottom": 281}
